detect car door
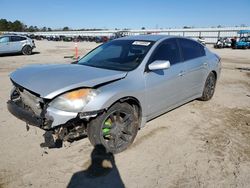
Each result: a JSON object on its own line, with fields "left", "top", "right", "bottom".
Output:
{"left": 145, "top": 38, "right": 185, "bottom": 118}
{"left": 10, "top": 36, "right": 25, "bottom": 52}
{"left": 178, "top": 38, "right": 208, "bottom": 98}
{"left": 0, "top": 36, "right": 10, "bottom": 53}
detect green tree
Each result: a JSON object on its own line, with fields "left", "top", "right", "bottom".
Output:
{"left": 11, "top": 20, "right": 24, "bottom": 31}
{"left": 23, "top": 25, "right": 28, "bottom": 31}
{"left": 28, "top": 26, "right": 35, "bottom": 32}
{"left": 34, "top": 26, "right": 39, "bottom": 32}
{"left": 63, "top": 26, "right": 69, "bottom": 31}
{"left": 0, "top": 19, "right": 9, "bottom": 31}
{"left": 42, "top": 26, "right": 47, "bottom": 31}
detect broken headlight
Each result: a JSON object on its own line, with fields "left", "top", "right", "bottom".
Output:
{"left": 49, "top": 89, "right": 98, "bottom": 112}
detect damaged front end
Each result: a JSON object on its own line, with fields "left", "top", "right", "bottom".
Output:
{"left": 7, "top": 84, "right": 101, "bottom": 148}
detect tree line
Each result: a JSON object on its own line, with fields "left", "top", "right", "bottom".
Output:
{"left": 0, "top": 19, "right": 53, "bottom": 32}
{"left": 0, "top": 18, "right": 109, "bottom": 32}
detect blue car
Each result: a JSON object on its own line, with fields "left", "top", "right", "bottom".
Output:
{"left": 236, "top": 30, "right": 250, "bottom": 49}
{"left": 236, "top": 37, "right": 250, "bottom": 49}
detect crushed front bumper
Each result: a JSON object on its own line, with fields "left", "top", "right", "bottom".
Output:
{"left": 7, "top": 100, "right": 78, "bottom": 129}
{"left": 7, "top": 100, "right": 43, "bottom": 127}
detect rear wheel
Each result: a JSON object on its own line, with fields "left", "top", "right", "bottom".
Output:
{"left": 200, "top": 72, "right": 216, "bottom": 101}
{"left": 87, "top": 102, "right": 139, "bottom": 153}
{"left": 22, "top": 45, "right": 32, "bottom": 55}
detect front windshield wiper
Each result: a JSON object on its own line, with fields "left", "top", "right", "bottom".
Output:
{"left": 79, "top": 62, "right": 128, "bottom": 71}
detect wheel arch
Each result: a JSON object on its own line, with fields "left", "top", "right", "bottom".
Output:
{"left": 103, "top": 96, "right": 141, "bottom": 117}
{"left": 119, "top": 96, "right": 142, "bottom": 118}
{"left": 100, "top": 96, "right": 143, "bottom": 126}
{"left": 211, "top": 70, "right": 217, "bottom": 81}
{"left": 22, "top": 44, "right": 32, "bottom": 49}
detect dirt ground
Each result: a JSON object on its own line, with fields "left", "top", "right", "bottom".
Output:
{"left": 0, "top": 41, "right": 249, "bottom": 188}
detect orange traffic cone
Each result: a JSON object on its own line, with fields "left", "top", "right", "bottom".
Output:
{"left": 75, "top": 42, "right": 78, "bottom": 60}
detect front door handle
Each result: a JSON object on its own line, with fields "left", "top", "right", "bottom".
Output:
{"left": 203, "top": 62, "right": 208, "bottom": 67}
{"left": 178, "top": 71, "right": 184, "bottom": 76}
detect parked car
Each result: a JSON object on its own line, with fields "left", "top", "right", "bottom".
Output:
{"left": 63, "top": 36, "right": 73, "bottom": 42}
{"left": 114, "top": 30, "right": 131, "bottom": 39}
{"left": 235, "top": 37, "right": 250, "bottom": 49}
{"left": 46, "top": 35, "right": 61, "bottom": 41}
{"left": 197, "top": 36, "right": 206, "bottom": 46}
{"left": 235, "top": 30, "right": 250, "bottom": 49}
{"left": 94, "top": 36, "right": 103, "bottom": 43}
{"left": 214, "top": 37, "right": 231, "bottom": 48}
{"left": 0, "top": 35, "right": 35, "bottom": 55}
{"left": 7, "top": 35, "right": 221, "bottom": 153}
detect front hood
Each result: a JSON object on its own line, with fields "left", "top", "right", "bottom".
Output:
{"left": 10, "top": 64, "right": 127, "bottom": 99}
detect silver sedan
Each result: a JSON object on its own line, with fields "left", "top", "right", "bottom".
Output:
{"left": 7, "top": 35, "right": 221, "bottom": 153}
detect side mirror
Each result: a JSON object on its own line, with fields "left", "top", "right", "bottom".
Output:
{"left": 148, "top": 60, "right": 170, "bottom": 71}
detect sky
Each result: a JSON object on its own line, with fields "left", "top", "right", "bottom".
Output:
{"left": 1, "top": 0, "right": 250, "bottom": 29}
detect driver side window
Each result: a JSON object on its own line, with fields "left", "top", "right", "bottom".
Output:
{"left": 150, "top": 39, "right": 181, "bottom": 65}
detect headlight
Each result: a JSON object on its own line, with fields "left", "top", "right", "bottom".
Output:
{"left": 49, "top": 88, "right": 98, "bottom": 112}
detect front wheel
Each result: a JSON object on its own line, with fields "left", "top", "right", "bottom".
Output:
{"left": 200, "top": 72, "right": 217, "bottom": 101}
{"left": 22, "top": 45, "right": 32, "bottom": 55}
{"left": 87, "top": 102, "right": 139, "bottom": 153}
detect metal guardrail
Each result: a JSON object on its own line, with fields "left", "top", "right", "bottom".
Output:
{"left": 2, "top": 27, "right": 250, "bottom": 43}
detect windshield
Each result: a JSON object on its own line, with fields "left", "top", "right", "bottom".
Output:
{"left": 239, "top": 37, "right": 250, "bottom": 42}
{"left": 78, "top": 40, "right": 154, "bottom": 71}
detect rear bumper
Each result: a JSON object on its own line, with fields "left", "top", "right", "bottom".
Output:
{"left": 7, "top": 100, "right": 42, "bottom": 127}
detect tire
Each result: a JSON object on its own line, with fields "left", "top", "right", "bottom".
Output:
{"left": 22, "top": 45, "right": 32, "bottom": 55}
{"left": 200, "top": 72, "right": 217, "bottom": 101}
{"left": 87, "top": 102, "right": 139, "bottom": 153}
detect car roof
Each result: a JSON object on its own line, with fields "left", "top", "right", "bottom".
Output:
{"left": 238, "top": 30, "right": 250, "bottom": 34}
{"left": 1, "top": 34, "right": 27, "bottom": 37}
{"left": 117, "top": 34, "right": 172, "bottom": 42}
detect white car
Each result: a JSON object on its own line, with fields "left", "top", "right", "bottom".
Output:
{"left": 0, "top": 35, "right": 35, "bottom": 55}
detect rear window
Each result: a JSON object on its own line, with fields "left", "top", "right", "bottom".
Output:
{"left": 179, "top": 38, "right": 205, "bottom": 61}
{"left": 10, "top": 36, "right": 26, "bottom": 42}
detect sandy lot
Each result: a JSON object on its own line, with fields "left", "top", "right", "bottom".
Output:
{"left": 0, "top": 41, "right": 249, "bottom": 188}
